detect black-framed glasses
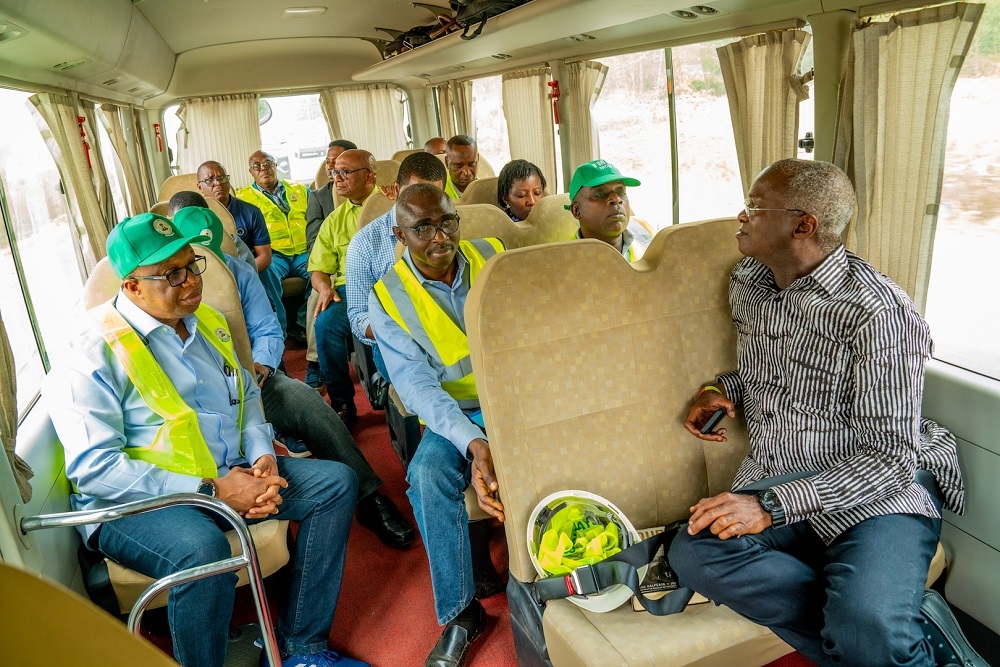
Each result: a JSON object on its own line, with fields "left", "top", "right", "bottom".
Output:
{"left": 198, "top": 175, "right": 230, "bottom": 186}
{"left": 399, "top": 216, "right": 460, "bottom": 241}
{"left": 250, "top": 160, "right": 277, "bottom": 172}
{"left": 743, "top": 198, "right": 807, "bottom": 217}
{"left": 329, "top": 167, "right": 371, "bottom": 179}
{"left": 129, "top": 255, "right": 207, "bottom": 287}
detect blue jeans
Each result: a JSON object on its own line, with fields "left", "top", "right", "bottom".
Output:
{"left": 262, "top": 251, "right": 310, "bottom": 337}
{"left": 371, "top": 342, "right": 390, "bottom": 383}
{"left": 406, "top": 428, "right": 474, "bottom": 625}
{"left": 314, "top": 285, "right": 355, "bottom": 410}
{"left": 669, "top": 510, "right": 942, "bottom": 667}
{"left": 95, "top": 457, "right": 358, "bottom": 667}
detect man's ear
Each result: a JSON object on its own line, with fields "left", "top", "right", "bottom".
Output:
{"left": 792, "top": 213, "right": 819, "bottom": 240}
{"left": 569, "top": 202, "right": 581, "bottom": 221}
{"left": 392, "top": 225, "right": 406, "bottom": 246}
{"left": 121, "top": 277, "right": 140, "bottom": 298}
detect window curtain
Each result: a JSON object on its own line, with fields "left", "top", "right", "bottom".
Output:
{"left": 175, "top": 94, "right": 261, "bottom": 189}
{"left": 435, "top": 80, "right": 474, "bottom": 138}
{"left": 717, "top": 29, "right": 812, "bottom": 196}
{"left": 563, "top": 60, "right": 608, "bottom": 169}
{"left": 80, "top": 101, "right": 120, "bottom": 228}
{"left": 318, "top": 84, "right": 409, "bottom": 160}
{"left": 130, "top": 108, "right": 158, "bottom": 208}
{"left": 501, "top": 67, "right": 557, "bottom": 189}
{"left": 0, "top": 317, "right": 33, "bottom": 503}
{"left": 28, "top": 92, "right": 111, "bottom": 263}
{"left": 98, "top": 104, "right": 152, "bottom": 215}
{"left": 833, "top": 3, "right": 982, "bottom": 312}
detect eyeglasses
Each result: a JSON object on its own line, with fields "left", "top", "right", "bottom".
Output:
{"left": 250, "top": 160, "right": 277, "bottom": 172}
{"left": 129, "top": 255, "right": 207, "bottom": 287}
{"left": 198, "top": 175, "right": 230, "bottom": 186}
{"left": 399, "top": 215, "right": 460, "bottom": 241}
{"left": 743, "top": 199, "right": 807, "bottom": 217}
{"left": 330, "top": 167, "right": 371, "bottom": 179}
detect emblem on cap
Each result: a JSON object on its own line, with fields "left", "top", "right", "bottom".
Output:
{"left": 153, "top": 219, "right": 175, "bottom": 236}
{"left": 215, "top": 328, "right": 231, "bottom": 343}
{"left": 201, "top": 228, "right": 214, "bottom": 242}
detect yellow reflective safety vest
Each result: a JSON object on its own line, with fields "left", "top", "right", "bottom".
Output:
{"left": 236, "top": 181, "right": 309, "bottom": 256}
{"left": 373, "top": 238, "right": 503, "bottom": 408}
{"left": 94, "top": 301, "right": 245, "bottom": 478}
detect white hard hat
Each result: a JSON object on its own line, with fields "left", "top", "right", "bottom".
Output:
{"left": 527, "top": 490, "right": 644, "bottom": 613}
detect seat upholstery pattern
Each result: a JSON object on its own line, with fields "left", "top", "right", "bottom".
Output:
{"left": 458, "top": 177, "right": 499, "bottom": 206}
{"left": 358, "top": 191, "right": 395, "bottom": 229}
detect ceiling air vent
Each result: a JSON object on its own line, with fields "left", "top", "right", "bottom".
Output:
{"left": 667, "top": 5, "right": 723, "bottom": 21}
{"left": 491, "top": 53, "right": 512, "bottom": 60}
{"left": 691, "top": 5, "right": 719, "bottom": 15}
{"left": 566, "top": 33, "right": 596, "bottom": 43}
{"left": 0, "top": 20, "right": 28, "bottom": 44}
{"left": 51, "top": 57, "right": 90, "bottom": 72}
{"left": 670, "top": 10, "right": 698, "bottom": 20}
{"left": 102, "top": 76, "right": 126, "bottom": 87}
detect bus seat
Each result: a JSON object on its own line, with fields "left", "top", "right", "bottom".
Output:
{"left": 523, "top": 193, "right": 578, "bottom": 235}
{"left": 391, "top": 148, "right": 421, "bottom": 162}
{"left": 458, "top": 177, "right": 499, "bottom": 206}
{"left": 156, "top": 173, "right": 199, "bottom": 203}
{"left": 332, "top": 159, "right": 401, "bottom": 210}
{"left": 149, "top": 201, "right": 169, "bottom": 216}
{"left": 314, "top": 158, "right": 330, "bottom": 191}
{"left": 358, "top": 191, "right": 394, "bottom": 229}
{"left": 0, "top": 561, "right": 178, "bottom": 666}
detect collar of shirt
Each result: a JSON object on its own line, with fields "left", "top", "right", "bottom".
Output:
{"left": 576, "top": 227, "right": 635, "bottom": 258}
{"left": 744, "top": 244, "right": 849, "bottom": 297}
{"left": 401, "top": 246, "right": 469, "bottom": 292}
{"left": 115, "top": 290, "right": 200, "bottom": 345}
{"left": 253, "top": 180, "right": 289, "bottom": 212}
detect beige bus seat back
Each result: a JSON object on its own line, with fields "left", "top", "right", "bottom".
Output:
{"left": 391, "top": 148, "right": 422, "bottom": 162}
{"left": 458, "top": 177, "right": 499, "bottom": 206}
{"left": 157, "top": 173, "right": 198, "bottom": 203}
{"left": 314, "top": 158, "right": 330, "bottom": 191}
{"left": 358, "top": 191, "right": 395, "bottom": 230}
{"left": 332, "top": 158, "right": 400, "bottom": 209}
{"left": 465, "top": 219, "right": 797, "bottom": 666}
{"left": 149, "top": 201, "right": 169, "bottom": 216}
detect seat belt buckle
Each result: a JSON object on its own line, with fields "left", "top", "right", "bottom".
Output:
{"left": 568, "top": 565, "right": 600, "bottom": 597}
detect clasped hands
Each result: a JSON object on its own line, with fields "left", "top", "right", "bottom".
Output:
{"left": 215, "top": 452, "right": 287, "bottom": 519}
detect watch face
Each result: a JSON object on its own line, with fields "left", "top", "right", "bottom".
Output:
{"left": 759, "top": 490, "right": 780, "bottom": 511}
{"left": 198, "top": 481, "right": 216, "bottom": 497}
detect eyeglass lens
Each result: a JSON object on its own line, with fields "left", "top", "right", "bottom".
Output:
{"left": 251, "top": 161, "right": 276, "bottom": 171}
{"left": 166, "top": 256, "right": 207, "bottom": 286}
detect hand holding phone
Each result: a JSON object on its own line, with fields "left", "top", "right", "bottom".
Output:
{"left": 700, "top": 408, "right": 726, "bottom": 435}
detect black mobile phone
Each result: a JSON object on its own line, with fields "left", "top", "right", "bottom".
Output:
{"left": 256, "top": 372, "right": 265, "bottom": 384}
{"left": 700, "top": 408, "right": 726, "bottom": 434}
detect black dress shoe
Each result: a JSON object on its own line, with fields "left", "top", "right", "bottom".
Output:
{"left": 919, "top": 589, "right": 990, "bottom": 667}
{"left": 356, "top": 493, "right": 415, "bottom": 548}
{"left": 425, "top": 600, "right": 487, "bottom": 667}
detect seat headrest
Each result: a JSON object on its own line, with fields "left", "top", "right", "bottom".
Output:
{"left": 156, "top": 173, "right": 199, "bottom": 203}
{"left": 458, "top": 177, "right": 499, "bottom": 206}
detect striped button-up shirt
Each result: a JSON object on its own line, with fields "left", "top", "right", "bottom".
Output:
{"left": 719, "top": 246, "right": 963, "bottom": 543}
{"left": 345, "top": 206, "right": 398, "bottom": 344}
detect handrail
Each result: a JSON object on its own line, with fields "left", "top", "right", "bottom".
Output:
{"left": 20, "top": 492, "right": 281, "bottom": 667}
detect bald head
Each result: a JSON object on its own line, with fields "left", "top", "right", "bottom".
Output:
{"left": 334, "top": 149, "right": 377, "bottom": 203}
{"left": 759, "top": 159, "right": 855, "bottom": 252}
{"left": 248, "top": 150, "right": 278, "bottom": 191}
{"left": 396, "top": 182, "right": 453, "bottom": 227}
{"left": 424, "top": 137, "right": 447, "bottom": 155}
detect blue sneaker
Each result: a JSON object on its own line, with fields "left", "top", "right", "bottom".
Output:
{"left": 260, "top": 648, "right": 369, "bottom": 667}
{"left": 281, "top": 435, "right": 312, "bottom": 458}
{"left": 305, "top": 361, "right": 324, "bottom": 390}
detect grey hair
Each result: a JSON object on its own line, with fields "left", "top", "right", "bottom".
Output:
{"left": 764, "top": 159, "right": 856, "bottom": 252}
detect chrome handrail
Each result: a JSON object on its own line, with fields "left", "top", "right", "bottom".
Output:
{"left": 20, "top": 492, "right": 281, "bottom": 667}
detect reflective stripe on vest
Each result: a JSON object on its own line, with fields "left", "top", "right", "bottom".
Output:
{"left": 373, "top": 238, "right": 503, "bottom": 407}
{"left": 94, "top": 301, "right": 245, "bottom": 478}
{"left": 236, "top": 181, "right": 309, "bottom": 256}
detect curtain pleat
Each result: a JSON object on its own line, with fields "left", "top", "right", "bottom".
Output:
{"left": 130, "top": 108, "right": 158, "bottom": 208}
{"left": 0, "top": 317, "right": 34, "bottom": 503}
{"left": 99, "top": 104, "right": 152, "bottom": 215}
{"left": 319, "top": 84, "right": 409, "bottom": 160}
{"left": 435, "top": 80, "right": 474, "bottom": 139}
{"left": 501, "top": 67, "right": 557, "bottom": 188}
{"left": 175, "top": 93, "right": 261, "bottom": 189}
{"left": 717, "top": 29, "right": 811, "bottom": 196}
{"left": 833, "top": 3, "right": 982, "bottom": 312}
{"left": 564, "top": 61, "right": 608, "bottom": 168}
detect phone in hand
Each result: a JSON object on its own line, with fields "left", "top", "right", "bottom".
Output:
{"left": 256, "top": 372, "right": 265, "bottom": 384}
{"left": 700, "top": 408, "right": 726, "bottom": 434}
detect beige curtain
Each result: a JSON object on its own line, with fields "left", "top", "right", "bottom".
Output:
{"left": 318, "top": 84, "right": 409, "bottom": 160}
{"left": 718, "top": 29, "right": 812, "bottom": 195}
{"left": 80, "top": 102, "right": 119, "bottom": 228}
{"left": 0, "top": 317, "right": 33, "bottom": 503}
{"left": 563, "top": 60, "right": 608, "bottom": 169}
{"left": 436, "top": 80, "right": 474, "bottom": 138}
{"left": 99, "top": 104, "right": 152, "bottom": 215}
{"left": 833, "top": 4, "right": 982, "bottom": 312}
{"left": 130, "top": 108, "right": 158, "bottom": 207}
{"left": 501, "top": 67, "right": 557, "bottom": 188}
{"left": 28, "top": 92, "right": 111, "bottom": 263}
{"left": 175, "top": 94, "right": 261, "bottom": 189}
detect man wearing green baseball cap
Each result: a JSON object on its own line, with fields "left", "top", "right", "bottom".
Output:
{"left": 44, "top": 211, "right": 366, "bottom": 667}
{"left": 567, "top": 159, "right": 645, "bottom": 261}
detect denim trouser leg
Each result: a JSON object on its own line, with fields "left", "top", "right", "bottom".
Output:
{"left": 261, "top": 369, "right": 382, "bottom": 499}
{"left": 669, "top": 512, "right": 941, "bottom": 667}
{"left": 371, "top": 342, "right": 390, "bottom": 383}
{"left": 262, "top": 252, "right": 311, "bottom": 337}
{"left": 405, "top": 428, "right": 474, "bottom": 625}
{"left": 314, "top": 285, "right": 355, "bottom": 409}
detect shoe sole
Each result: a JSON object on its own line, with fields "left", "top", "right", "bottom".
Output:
{"left": 283, "top": 450, "right": 313, "bottom": 458}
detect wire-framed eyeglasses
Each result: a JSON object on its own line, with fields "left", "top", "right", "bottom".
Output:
{"left": 329, "top": 167, "right": 371, "bottom": 179}
{"left": 198, "top": 175, "right": 230, "bottom": 186}
{"left": 399, "top": 215, "right": 461, "bottom": 241}
{"left": 250, "top": 160, "right": 277, "bottom": 172}
{"left": 743, "top": 199, "right": 807, "bottom": 217}
{"left": 129, "top": 255, "right": 207, "bottom": 287}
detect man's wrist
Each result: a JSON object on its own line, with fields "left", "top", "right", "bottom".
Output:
{"left": 755, "top": 489, "right": 786, "bottom": 528}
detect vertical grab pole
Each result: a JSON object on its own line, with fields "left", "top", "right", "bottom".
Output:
{"left": 664, "top": 48, "right": 680, "bottom": 226}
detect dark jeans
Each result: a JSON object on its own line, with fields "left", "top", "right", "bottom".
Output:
{"left": 669, "top": 510, "right": 942, "bottom": 667}
{"left": 95, "top": 457, "right": 358, "bottom": 667}
{"left": 314, "top": 285, "right": 355, "bottom": 410}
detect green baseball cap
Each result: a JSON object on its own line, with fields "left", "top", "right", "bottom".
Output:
{"left": 568, "top": 159, "right": 641, "bottom": 202}
{"left": 106, "top": 212, "right": 209, "bottom": 279}
{"left": 172, "top": 207, "right": 225, "bottom": 262}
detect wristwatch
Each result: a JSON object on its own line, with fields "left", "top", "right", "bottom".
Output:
{"left": 756, "top": 489, "right": 786, "bottom": 528}
{"left": 197, "top": 479, "right": 217, "bottom": 498}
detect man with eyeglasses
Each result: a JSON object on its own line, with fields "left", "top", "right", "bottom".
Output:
{"left": 197, "top": 160, "right": 273, "bottom": 275}
{"left": 307, "top": 149, "right": 379, "bottom": 427}
{"left": 368, "top": 184, "right": 505, "bottom": 667}
{"left": 236, "top": 150, "right": 313, "bottom": 341}
{"left": 671, "top": 159, "right": 979, "bottom": 667}
{"left": 567, "top": 159, "right": 645, "bottom": 261}
{"left": 443, "top": 135, "right": 479, "bottom": 201}
{"left": 44, "top": 212, "right": 367, "bottom": 667}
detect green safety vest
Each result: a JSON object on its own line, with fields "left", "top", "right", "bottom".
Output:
{"left": 373, "top": 238, "right": 503, "bottom": 408}
{"left": 94, "top": 301, "right": 245, "bottom": 478}
{"left": 236, "top": 181, "right": 309, "bottom": 256}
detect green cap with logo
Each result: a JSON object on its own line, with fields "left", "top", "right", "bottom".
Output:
{"left": 106, "top": 212, "right": 209, "bottom": 279}
{"left": 172, "top": 207, "right": 225, "bottom": 262}
{"left": 568, "top": 159, "right": 641, "bottom": 202}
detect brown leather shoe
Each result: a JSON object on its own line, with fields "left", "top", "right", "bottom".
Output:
{"left": 424, "top": 600, "right": 487, "bottom": 667}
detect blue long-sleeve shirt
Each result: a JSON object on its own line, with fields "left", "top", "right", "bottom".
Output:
{"left": 225, "top": 255, "right": 284, "bottom": 369}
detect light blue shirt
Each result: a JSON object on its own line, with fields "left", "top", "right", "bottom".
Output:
{"left": 346, "top": 207, "right": 398, "bottom": 344}
{"left": 44, "top": 292, "right": 275, "bottom": 540}
{"left": 252, "top": 180, "right": 290, "bottom": 213}
{"left": 368, "top": 249, "right": 485, "bottom": 457}
{"left": 225, "top": 255, "right": 284, "bottom": 370}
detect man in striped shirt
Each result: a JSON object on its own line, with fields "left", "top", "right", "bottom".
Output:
{"left": 669, "top": 159, "right": 978, "bottom": 666}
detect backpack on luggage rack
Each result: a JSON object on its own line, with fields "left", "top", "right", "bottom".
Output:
{"left": 450, "top": 0, "right": 530, "bottom": 40}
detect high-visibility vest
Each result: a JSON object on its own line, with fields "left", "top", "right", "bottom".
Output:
{"left": 236, "top": 181, "right": 309, "bottom": 256}
{"left": 373, "top": 238, "right": 503, "bottom": 408}
{"left": 94, "top": 301, "right": 245, "bottom": 478}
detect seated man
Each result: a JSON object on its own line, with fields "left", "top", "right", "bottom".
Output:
{"left": 369, "top": 184, "right": 505, "bottom": 667}
{"left": 567, "top": 159, "right": 645, "bottom": 261}
{"left": 236, "top": 150, "right": 312, "bottom": 340}
{"left": 44, "top": 213, "right": 366, "bottom": 667}
{"left": 196, "top": 160, "right": 273, "bottom": 273}
{"left": 308, "top": 149, "right": 379, "bottom": 425}
{"left": 168, "top": 190, "right": 256, "bottom": 268}
{"left": 307, "top": 140, "right": 358, "bottom": 251}
{"left": 172, "top": 204, "right": 414, "bottom": 548}
{"left": 443, "top": 134, "right": 479, "bottom": 201}
{"left": 346, "top": 151, "right": 448, "bottom": 382}
{"left": 424, "top": 137, "right": 447, "bottom": 155}
{"left": 671, "top": 159, "right": 982, "bottom": 667}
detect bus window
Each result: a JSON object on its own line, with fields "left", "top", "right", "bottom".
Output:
{"left": 92, "top": 116, "right": 129, "bottom": 224}
{"left": 472, "top": 76, "right": 511, "bottom": 170}
{"left": 163, "top": 103, "right": 181, "bottom": 174}
{"left": 260, "top": 94, "right": 325, "bottom": 184}
{"left": 925, "top": 0, "right": 1000, "bottom": 380}
{"left": 0, "top": 87, "right": 85, "bottom": 414}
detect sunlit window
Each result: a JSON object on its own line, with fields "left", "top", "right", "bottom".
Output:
{"left": 471, "top": 76, "right": 511, "bottom": 172}
{"left": 259, "top": 94, "right": 327, "bottom": 184}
